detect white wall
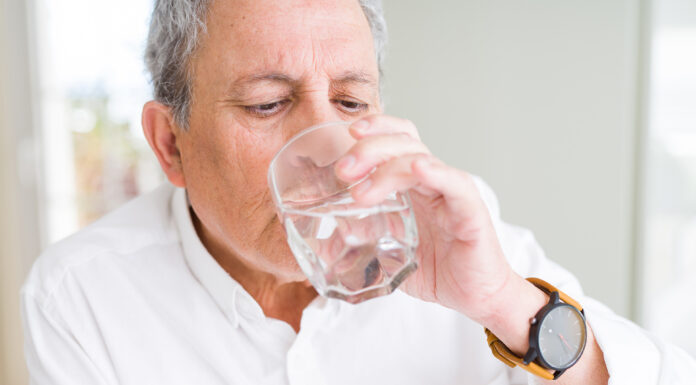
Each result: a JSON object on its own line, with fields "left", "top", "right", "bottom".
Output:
{"left": 383, "top": 0, "right": 642, "bottom": 318}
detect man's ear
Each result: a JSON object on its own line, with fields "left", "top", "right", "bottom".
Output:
{"left": 142, "top": 100, "right": 186, "bottom": 188}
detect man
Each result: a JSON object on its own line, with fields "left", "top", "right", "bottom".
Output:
{"left": 21, "top": 0, "right": 696, "bottom": 384}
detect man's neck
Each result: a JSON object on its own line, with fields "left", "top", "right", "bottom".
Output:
{"left": 191, "top": 209, "right": 317, "bottom": 332}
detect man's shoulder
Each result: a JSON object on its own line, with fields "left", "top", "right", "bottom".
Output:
{"left": 23, "top": 182, "right": 181, "bottom": 303}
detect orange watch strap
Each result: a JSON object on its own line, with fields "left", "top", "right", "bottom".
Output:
{"left": 484, "top": 277, "right": 584, "bottom": 381}
{"left": 485, "top": 328, "right": 555, "bottom": 380}
{"left": 526, "top": 277, "right": 583, "bottom": 313}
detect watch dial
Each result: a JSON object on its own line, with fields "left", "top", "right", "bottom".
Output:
{"left": 538, "top": 305, "right": 586, "bottom": 369}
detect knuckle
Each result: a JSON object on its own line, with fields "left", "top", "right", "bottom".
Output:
{"left": 349, "top": 141, "right": 369, "bottom": 159}
{"left": 416, "top": 142, "right": 431, "bottom": 154}
{"left": 456, "top": 170, "right": 477, "bottom": 189}
{"left": 362, "top": 114, "right": 381, "bottom": 125}
{"left": 397, "top": 117, "right": 414, "bottom": 127}
{"left": 458, "top": 170, "right": 473, "bottom": 182}
{"left": 365, "top": 115, "right": 421, "bottom": 139}
{"left": 394, "top": 132, "right": 428, "bottom": 153}
{"left": 351, "top": 139, "right": 385, "bottom": 163}
{"left": 401, "top": 118, "right": 419, "bottom": 136}
{"left": 413, "top": 153, "right": 434, "bottom": 165}
{"left": 395, "top": 131, "right": 413, "bottom": 142}
{"left": 414, "top": 153, "right": 430, "bottom": 162}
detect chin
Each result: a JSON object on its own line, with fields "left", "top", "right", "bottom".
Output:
{"left": 257, "top": 224, "right": 308, "bottom": 282}
{"left": 255, "top": 211, "right": 321, "bottom": 287}
{"left": 273, "top": 249, "right": 308, "bottom": 282}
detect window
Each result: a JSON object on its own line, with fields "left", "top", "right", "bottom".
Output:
{"left": 35, "top": 0, "right": 161, "bottom": 244}
{"left": 640, "top": 0, "right": 696, "bottom": 357}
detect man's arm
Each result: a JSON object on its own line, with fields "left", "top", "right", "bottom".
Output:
{"left": 483, "top": 216, "right": 696, "bottom": 385}
{"left": 338, "top": 116, "right": 696, "bottom": 384}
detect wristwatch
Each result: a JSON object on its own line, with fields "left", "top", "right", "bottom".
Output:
{"left": 484, "top": 278, "right": 587, "bottom": 380}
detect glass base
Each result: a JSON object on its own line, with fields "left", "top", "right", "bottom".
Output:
{"left": 324, "top": 261, "right": 418, "bottom": 304}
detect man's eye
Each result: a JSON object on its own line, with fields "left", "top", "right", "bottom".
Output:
{"left": 244, "top": 100, "right": 289, "bottom": 117}
{"left": 335, "top": 99, "right": 368, "bottom": 113}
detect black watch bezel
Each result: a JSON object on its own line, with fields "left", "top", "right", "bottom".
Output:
{"left": 523, "top": 290, "right": 588, "bottom": 379}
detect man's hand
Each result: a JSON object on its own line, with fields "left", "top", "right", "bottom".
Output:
{"left": 335, "top": 114, "right": 609, "bottom": 384}
{"left": 335, "top": 114, "right": 517, "bottom": 324}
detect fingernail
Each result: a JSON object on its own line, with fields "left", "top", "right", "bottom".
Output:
{"left": 352, "top": 119, "right": 369, "bottom": 133}
{"left": 337, "top": 155, "right": 356, "bottom": 171}
{"left": 353, "top": 179, "right": 372, "bottom": 195}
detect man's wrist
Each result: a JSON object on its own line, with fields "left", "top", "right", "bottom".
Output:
{"left": 481, "top": 274, "right": 549, "bottom": 356}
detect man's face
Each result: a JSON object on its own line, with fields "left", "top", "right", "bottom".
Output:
{"left": 179, "top": 0, "right": 380, "bottom": 281}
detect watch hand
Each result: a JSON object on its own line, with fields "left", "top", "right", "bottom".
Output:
{"left": 558, "top": 333, "right": 573, "bottom": 352}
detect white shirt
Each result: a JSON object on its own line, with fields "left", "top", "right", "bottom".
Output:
{"left": 22, "top": 181, "right": 696, "bottom": 385}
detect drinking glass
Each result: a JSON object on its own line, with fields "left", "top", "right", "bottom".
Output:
{"left": 268, "top": 121, "right": 419, "bottom": 304}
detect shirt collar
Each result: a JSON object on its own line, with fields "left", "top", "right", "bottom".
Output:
{"left": 172, "top": 187, "right": 266, "bottom": 328}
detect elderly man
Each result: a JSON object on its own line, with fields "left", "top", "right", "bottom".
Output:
{"left": 22, "top": 0, "right": 696, "bottom": 384}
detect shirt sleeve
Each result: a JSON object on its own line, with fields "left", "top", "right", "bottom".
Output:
{"left": 21, "top": 290, "right": 111, "bottom": 385}
{"left": 472, "top": 176, "right": 696, "bottom": 385}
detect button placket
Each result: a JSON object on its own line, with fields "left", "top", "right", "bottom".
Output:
{"left": 286, "top": 297, "right": 341, "bottom": 385}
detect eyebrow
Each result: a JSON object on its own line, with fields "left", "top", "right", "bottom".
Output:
{"left": 223, "top": 73, "right": 297, "bottom": 101}
{"left": 332, "top": 70, "right": 378, "bottom": 87}
{"left": 224, "top": 70, "right": 378, "bottom": 101}
{"left": 331, "top": 71, "right": 378, "bottom": 100}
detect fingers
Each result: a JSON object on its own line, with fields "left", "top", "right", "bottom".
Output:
{"left": 336, "top": 115, "right": 483, "bottom": 220}
{"left": 411, "top": 158, "right": 481, "bottom": 215}
{"left": 350, "top": 153, "right": 430, "bottom": 206}
{"left": 335, "top": 133, "right": 429, "bottom": 182}
{"left": 350, "top": 154, "right": 480, "bottom": 217}
{"left": 349, "top": 115, "right": 421, "bottom": 140}
{"left": 349, "top": 154, "right": 470, "bottom": 207}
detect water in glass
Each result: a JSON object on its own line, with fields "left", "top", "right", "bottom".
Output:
{"left": 281, "top": 191, "right": 418, "bottom": 303}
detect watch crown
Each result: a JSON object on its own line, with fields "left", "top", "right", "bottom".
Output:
{"left": 530, "top": 317, "right": 537, "bottom": 325}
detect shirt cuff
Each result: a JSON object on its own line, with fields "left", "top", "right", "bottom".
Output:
{"left": 583, "top": 296, "right": 662, "bottom": 384}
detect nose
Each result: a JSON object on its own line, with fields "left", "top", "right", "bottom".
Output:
{"left": 272, "top": 120, "right": 355, "bottom": 203}
{"left": 281, "top": 92, "right": 354, "bottom": 168}
{"left": 285, "top": 92, "right": 345, "bottom": 140}
{"left": 269, "top": 85, "right": 360, "bottom": 203}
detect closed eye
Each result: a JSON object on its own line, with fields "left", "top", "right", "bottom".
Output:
{"left": 243, "top": 100, "right": 290, "bottom": 118}
{"left": 334, "top": 99, "right": 369, "bottom": 114}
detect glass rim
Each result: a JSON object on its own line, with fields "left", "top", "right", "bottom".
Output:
{"left": 267, "top": 120, "right": 352, "bottom": 206}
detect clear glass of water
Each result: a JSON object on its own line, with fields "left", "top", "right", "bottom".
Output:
{"left": 268, "top": 121, "right": 418, "bottom": 304}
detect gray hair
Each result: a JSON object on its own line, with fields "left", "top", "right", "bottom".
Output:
{"left": 145, "top": 0, "right": 387, "bottom": 130}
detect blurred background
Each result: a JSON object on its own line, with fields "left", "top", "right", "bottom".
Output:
{"left": 0, "top": 0, "right": 694, "bottom": 383}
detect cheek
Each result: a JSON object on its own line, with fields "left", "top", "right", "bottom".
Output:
{"left": 181, "top": 121, "right": 280, "bottom": 221}
{"left": 231, "top": 131, "right": 281, "bottom": 198}
{"left": 214, "top": 127, "right": 286, "bottom": 230}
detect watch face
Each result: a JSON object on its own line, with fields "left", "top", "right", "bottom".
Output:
{"left": 537, "top": 304, "right": 587, "bottom": 370}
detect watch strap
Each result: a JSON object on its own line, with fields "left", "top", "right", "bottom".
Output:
{"left": 526, "top": 277, "right": 583, "bottom": 313}
{"left": 484, "top": 277, "right": 584, "bottom": 381}
{"left": 485, "top": 328, "right": 556, "bottom": 380}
